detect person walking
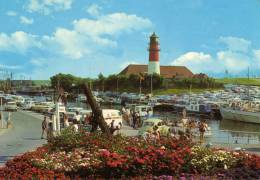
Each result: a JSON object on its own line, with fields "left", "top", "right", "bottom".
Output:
{"left": 199, "top": 120, "right": 207, "bottom": 143}
{"left": 41, "top": 116, "right": 48, "bottom": 139}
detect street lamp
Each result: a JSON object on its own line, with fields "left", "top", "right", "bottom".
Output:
{"left": 116, "top": 77, "right": 119, "bottom": 93}
{"left": 150, "top": 74, "right": 153, "bottom": 95}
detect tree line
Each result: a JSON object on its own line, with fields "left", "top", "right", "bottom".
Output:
{"left": 168, "top": 77, "right": 223, "bottom": 89}
{"left": 50, "top": 73, "right": 223, "bottom": 94}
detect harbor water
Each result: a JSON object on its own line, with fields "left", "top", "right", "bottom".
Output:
{"left": 72, "top": 101, "right": 260, "bottom": 145}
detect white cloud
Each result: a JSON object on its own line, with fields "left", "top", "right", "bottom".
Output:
{"left": 73, "top": 13, "right": 153, "bottom": 37}
{"left": 0, "top": 10, "right": 152, "bottom": 60}
{"left": 86, "top": 4, "right": 102, "bottom": 17}
{"left": 0, "top": 31, "right": 40, "bottom": 53}
{"left": 217, "top": 51, "right": 250, "bottom": 73}
{"left": 40, "top": 12, "right": 152, "bottom": 59}
{"left": 30, "top": 58, "right": 44, "bottom": 66}
{"left": 172, "top": 52, "right": 215, "bottom": 73}
{"left": 171, "top": 36, "right": 257, "bottom": 76}
{"left": 20, "top": 16, "right": 34, "bottom": 25}
{"left": 172, "top": 50, "right": 251, "bottom": 74}
{"left": 26, "top": 0, "right": 73, "bottom": 15}
{"left": 219, "top": 36, "right": 251, "bottom": 53}
{"left": 47, "top": 28, "right": 91, "bottom": 59}
{"left": 253, "top": 49, "right": 260, "bottom": 59}
{"left": 0, "top": 9, "right": 153, "bottom": 79}
{"left": 6, "top": 11, "right": 17, "bottom": 16}
{"left": 252, "top": 49, "right": 260, "bottom": 68}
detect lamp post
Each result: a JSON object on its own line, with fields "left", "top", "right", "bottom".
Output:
{"left": 1, "top": 97, "right": 3, "bottom": 128}
{"left": 150, "top": 74, "right": 153, "bottom": 95}
{"left": 139, "top": 77, "right": 142, "bottom": 95}
{"left": 116, "top": 77, "right": 119, "bottom": 94}
{"left": 56, "top": 102, "right": 60, "bottom": 134}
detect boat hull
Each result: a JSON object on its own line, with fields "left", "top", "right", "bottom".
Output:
{"left": 220, "top": 107, "right": 260, "bottom": 124}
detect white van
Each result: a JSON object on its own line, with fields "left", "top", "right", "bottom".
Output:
{"left": 102, "top": 109, "right": 123, "bottom": 128}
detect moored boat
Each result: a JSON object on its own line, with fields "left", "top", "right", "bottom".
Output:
{"left": 220, "top": 106, "right": 260, "bottom": 124}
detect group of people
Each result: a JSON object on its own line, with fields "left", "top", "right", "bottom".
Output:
{"left": 41, "top": 111, "right": 87, "bottom": 139}
{"left": 142, "top": 125, "right": 161, "bottom": 143}
{"left": 178, "top": 117, "right": 208, "bottom": 143}
{"left": 121, "top": 107, "right": 142, "bottom": 129}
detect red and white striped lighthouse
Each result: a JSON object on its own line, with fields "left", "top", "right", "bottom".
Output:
{"left": 148, "top": 32, "right": 160, "bottom": 75}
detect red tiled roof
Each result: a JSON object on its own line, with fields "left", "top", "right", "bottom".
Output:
{"left": 119, "top": 64, "right": 193, "bottom": 78}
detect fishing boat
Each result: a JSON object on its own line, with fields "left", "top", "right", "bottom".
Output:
{"left": 220, "top": 106, "right": 260, "bottom": 124}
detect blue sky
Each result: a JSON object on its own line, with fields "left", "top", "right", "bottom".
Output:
{"left": 0, "top": 0, "right": 260, "bottom": 80}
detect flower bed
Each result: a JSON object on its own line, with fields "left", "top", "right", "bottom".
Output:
{"left": 0, "top": 128, "right": 260, "bottom": 179}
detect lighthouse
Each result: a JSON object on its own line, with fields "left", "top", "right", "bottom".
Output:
{"left": 148, "top": 32, "right": 160, "bottom": 75}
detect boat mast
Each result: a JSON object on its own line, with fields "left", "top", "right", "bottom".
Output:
{"left": 247, "top": 66, "right": 250, "bottom": 103}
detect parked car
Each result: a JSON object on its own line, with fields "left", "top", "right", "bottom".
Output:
{"left": 5, "top": 101, "right": 18, "bottom": 111}
{"left": 31, "top": 102, "right": 54, "bottom": 113}
{"left": 21, "top": 101, "right": 35, "bottom": 110}
{"left": 66, "top": 112, "right": 77, "bottom": 122}
{"left": 67, "top": 107, "right": 83, "bottom": 113}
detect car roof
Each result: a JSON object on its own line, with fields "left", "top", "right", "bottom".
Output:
{"left": 143, "top": 118, "right": 162, "bottom": 123}
{"left": 102, "top": 109, "right": 120, "bottom": 112}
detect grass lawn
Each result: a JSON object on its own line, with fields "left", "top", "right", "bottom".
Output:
{"left": 32, "top": 80, "right": 51, "bottom": 86}
{"left": 154, "top": 88, "right": 222, "bottom": 95}
{"left": 215, "top": 78, "right": 260, "bottom": 86}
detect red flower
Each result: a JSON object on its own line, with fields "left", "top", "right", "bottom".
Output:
{"left": 136, "top": 158, "right": 145, "bottom": 164}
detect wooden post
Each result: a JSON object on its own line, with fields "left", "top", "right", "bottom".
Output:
{"left": 83, "top": 84, "right": 110, "bottom": 135}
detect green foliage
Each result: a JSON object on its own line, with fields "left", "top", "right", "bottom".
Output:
{"left": 49, "top": 73, "right": 222, "bottom": 95}
{"left": 93, "top": 73, "right": 164, "bottom": 93}
{"left": 48, "top": 127, "right": 86, "bottom": 152}
{"left": 216, "top": 78, "right": 260, "bottom": 86}
{"left": 170, "top": 77, "right": 223, "bottom": 89}
{"left": 50, "top": 73, "right": 91, "bottom": 93}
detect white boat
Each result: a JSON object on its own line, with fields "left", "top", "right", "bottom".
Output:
{"left": 127, "top": 104, "right": 153, "bottom": 117}
{"left": 185, "top": 100, "right": 211, "bottom": 114}
{"left": 220, "top": 106, "right": 260, "bottom": 124}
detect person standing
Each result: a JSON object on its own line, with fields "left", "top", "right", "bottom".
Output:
{"left": 199, "top": 120, "right": 207, "bottom": 143}
{"left": 72, "top": 119, "right": 79, "bottom": 133}
{"left": 152, "top": 125, "right": 160, "bottom": 143}
{"left": 109, "top": 120, "right": 115, "bottom": 134}
{"left": 182, "top": 108, "right": 187, "bottom": 119}
{"left": 132, "top": 111, "right": 137, "bottom": 129}
{"left": 64, "top": 114, "right": 70, "bottom": 128}
{"left": 135, "top": 111, "right": 141, "bottom": 127}
{"left": 75, "top": 111, "right": 81, "bottom": 123}
{"left": 6, "top": 112, "right": 12, "bottom": 129}
{"left": 41, "top": 116, "right": 48, "bottom": 139}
